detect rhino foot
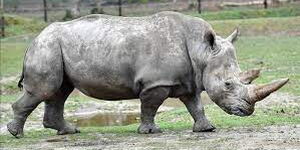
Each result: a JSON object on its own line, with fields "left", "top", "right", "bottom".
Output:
{"left": 7, "top": 120, "right": 24, "bottom": 138}
{"left": 43, "top": 120, "right": 80, "bottom": 135}
{"left": 138, "top": 124, "right": 162, "bottom": 134}
{"left": 57, "top": 124, "right": 80, "bottom": 135}
{"left": 193, "top": 121, "right": 216, "bottom": 132}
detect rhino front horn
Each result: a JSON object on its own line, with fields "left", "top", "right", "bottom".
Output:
{"left": 249, "top": 78, "right": 289, "bottom": 103}
{"left": 239, "top": 69, "right": 261, "bottom": 84}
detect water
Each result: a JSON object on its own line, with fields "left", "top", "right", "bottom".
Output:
{"left": 70, "top": 92, "right": 213, "bottom": 127}
{"left": 71, "top": 112, "right": 140, "bottom": 127}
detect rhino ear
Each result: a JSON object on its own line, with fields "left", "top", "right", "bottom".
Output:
{"left": 204, "top": 31, "right": 215, "bottom": 48}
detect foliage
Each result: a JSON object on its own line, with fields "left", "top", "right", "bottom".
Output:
{"left": 62, "top": 9, "right": 74, "bottom": 21}
{"left": 91, "top": 7, "right": 105, "bottom": 14}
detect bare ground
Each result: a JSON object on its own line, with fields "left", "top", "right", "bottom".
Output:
{"left": 1, "top": 125, "right": 299, "bottom": 150}
{"left": 0, "top": 91, "right": 299, "bottom": 149}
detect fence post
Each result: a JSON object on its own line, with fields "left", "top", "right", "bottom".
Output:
{"left": 0, "top": 0, "right": 4, "bottom": 38}
{"left": 43, "top": 0, "right": 48, "bottom": 22}
{"left": 197, "top": 0, "right": 201, "bottom": 14}
{"left": 264, "top": 0, "right": 268, "bottom": 9}
{"left": 118, "top": 0, "right": 122, "bottom": 16}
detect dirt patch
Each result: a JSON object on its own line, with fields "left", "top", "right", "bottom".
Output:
{"left": 1, "top": 125, "right": 299, "bottom": 150}
{"left": 0, "top": 91, "right": 299, "bottom": 149}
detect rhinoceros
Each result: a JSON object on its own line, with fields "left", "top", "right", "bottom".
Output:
{"left": 7, "top": 11, "right": 289, "bottom": 138}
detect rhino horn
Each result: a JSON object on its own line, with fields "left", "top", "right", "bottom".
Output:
{"left": 239, "top": 69, "right": 261, "bottom": 84}
{"left": 248, "top": 78, "right": 289, "bottom": 103}
{"left": 227, "top": 28, "right": 240, "bottom": 43}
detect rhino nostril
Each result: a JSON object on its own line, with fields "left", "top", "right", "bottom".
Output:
{"left": 225, "top": 82, "right": 231, "bottom": 86}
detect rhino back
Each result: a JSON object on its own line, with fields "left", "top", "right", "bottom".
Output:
{"left": 56, "top": 12, "right": 194, "bottom": 100}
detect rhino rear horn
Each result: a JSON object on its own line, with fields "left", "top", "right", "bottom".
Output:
{"left": 249, "top": 78, "right": 289, "bottom": 103}
{"left": 227, "top": 28, "right": 239, "bottom": 43}
{"left": 239, "top": 69, "right": 261, "bottom": 84}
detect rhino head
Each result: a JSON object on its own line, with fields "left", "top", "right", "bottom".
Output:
{"left": 201, "top": 29, "right": 289, "bottom": 116}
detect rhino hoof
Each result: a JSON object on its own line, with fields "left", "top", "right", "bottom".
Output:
{"left": 138, "top": 124, "right": 162, "bottom": 134}
{"left": 193, "top": 122, "right": 216, "bottom": 132}
{"left": 7, "top": 121, "right": 24, "bottom": 138}
{"left": 57, "top": 127, "right": 80, "bottom": 135}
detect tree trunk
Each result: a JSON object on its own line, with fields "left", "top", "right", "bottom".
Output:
{"left": 43, "top": 0, "right": 48, "bottom": 22}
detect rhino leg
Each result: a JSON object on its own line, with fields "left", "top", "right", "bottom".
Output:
{"left": 7, "top": 91, "right": 43, "bottom": 138}
{"left": 43, "top": 80, "right": 79, "bottom": 135}
{"left": 138, "top": 87, "right": 170, "bottom": 134}
{"left": 180, "top": 95, "right": 215, "bottom": 132}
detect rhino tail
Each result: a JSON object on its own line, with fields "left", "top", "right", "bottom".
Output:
{"left": 18, "top": 47, "right": 30, "bottom": 90}
{"left": 18, "top": 69, "right": 24, "bottom": 90}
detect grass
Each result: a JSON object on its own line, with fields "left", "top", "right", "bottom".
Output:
{"left": 2, "top": 15, "right": 46, "bottom": 37}
{"left": 236, "top": 36, "right": 300, "bottom": 95}
{"left": 209, "top": 16, "right": 300, "bottom": 36}
{"left": 0, "top": 104, "right": 299, "bottom": 148}
{"left": 188, "top": 5, "right": 300, "bottom": 20}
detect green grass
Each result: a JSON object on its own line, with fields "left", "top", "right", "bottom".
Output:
{"left": 2, "top": 15, "right": 46, "bottom": 37}
{"left": 236, "top": 36, "right": 300, "bottom": 95}
{"left": 209, "top": 16, "right": 300, "bottom": 36}
{"left": 0, "top": 39, "right": 29, "bottom": 77}
{"left": 188, "top": 5, "right": 300, "bottom": 20}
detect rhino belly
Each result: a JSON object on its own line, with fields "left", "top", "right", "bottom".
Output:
{"left": 64, "top": 61, "right": 138, "bottom": 100}
{"left": 75, "top": 83, "right": 138, "bottom": 100}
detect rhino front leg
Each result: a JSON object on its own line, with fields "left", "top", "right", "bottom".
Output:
{"left": 43, "top": 81, "right": 79, "bottom": 135}
{"left": 138, "top": 87, "right": 170, "bottom": 134}
{"left": 7, "top": 91, "right": 43, "bottom": 138}
{"left": 180, "top": 94, "right": 215, "bottom": 132}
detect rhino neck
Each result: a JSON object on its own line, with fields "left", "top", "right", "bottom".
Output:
{"left": 184, "top": 40, "right": 209, "bottom": 92}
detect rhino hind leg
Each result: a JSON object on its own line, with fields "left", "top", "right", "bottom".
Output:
{"left": 180, "top": 95, "right": 215, "bottom": 132}
{"left": 138, "top": 87, "right": 170, "bottom": 134}
{"left": 7, "top": 91, "right": 43, "bottom": 138}
{"left": 43, "top": 79, "right": 80, "bottom": 135}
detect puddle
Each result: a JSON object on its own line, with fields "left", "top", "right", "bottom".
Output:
{"left": 70, "top": 112, "right": 140, "bottom": 127}
{"left": 68, "top": 91, "right": 213, "bottom": 127}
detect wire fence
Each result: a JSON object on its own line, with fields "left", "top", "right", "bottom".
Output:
{"left": 2, "top": 0, "right": 296, "bottom": 21}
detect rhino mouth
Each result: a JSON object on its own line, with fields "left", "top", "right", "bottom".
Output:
{"left": 230, "top": 107, "right": 253, "bottom": 116}
{"left": 221, "top": 105, "right": 253, "bottom": 117}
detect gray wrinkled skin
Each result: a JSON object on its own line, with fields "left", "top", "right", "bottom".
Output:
{"left": 8, "top": 11, "right": 254, "bottom": 138}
